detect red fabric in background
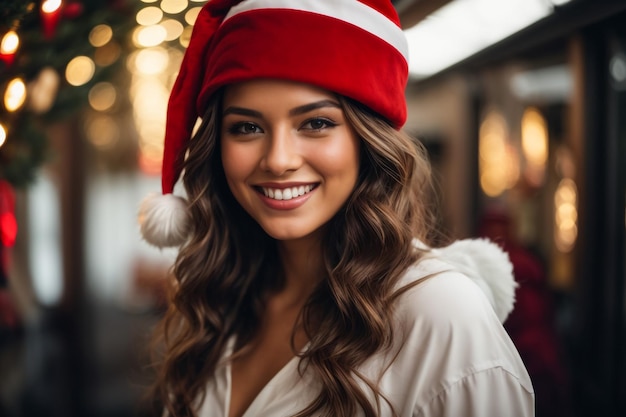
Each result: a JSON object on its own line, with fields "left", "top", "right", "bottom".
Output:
{"left": 479, "top": 210, "right": 572, "bottom": 417}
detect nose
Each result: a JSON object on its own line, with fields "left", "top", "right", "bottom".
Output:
{"left": 259, "top": 127, "right": 302, "bottom": 176}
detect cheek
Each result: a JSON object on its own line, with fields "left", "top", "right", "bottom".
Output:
{"left": 316, "top": 137, "right": 360, "bottom": 179}
{"left": 221, "top": 143, "right": 252, "bottom": 186}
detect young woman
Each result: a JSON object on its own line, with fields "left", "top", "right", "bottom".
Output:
{"left": 139, "top": 1, "right": 534, "bottom": 416}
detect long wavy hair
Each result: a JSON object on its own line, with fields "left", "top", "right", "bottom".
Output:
{"left": 148, "top": 89, "right": 439, "bottom": 417}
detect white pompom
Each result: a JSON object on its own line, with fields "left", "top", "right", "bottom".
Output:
{"left": 138, "top": 193, "right": 191, "bottom": 248}
{"left": 433, "top": 238, "right": 517, "bottom": 323}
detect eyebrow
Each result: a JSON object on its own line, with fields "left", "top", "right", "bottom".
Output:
{"left": 222, "top": 99, "right": 341, "bottom": 118}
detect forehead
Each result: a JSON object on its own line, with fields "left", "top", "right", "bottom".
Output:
{"left": 222, "top": 79, "right": 339, "bottom": 107}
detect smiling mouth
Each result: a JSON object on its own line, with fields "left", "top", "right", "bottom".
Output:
{"left": 257, "top": 184, "right": 317, "bottom": 201}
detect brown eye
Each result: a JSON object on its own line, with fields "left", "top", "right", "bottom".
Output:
{"left": 301, "top": 118, "right": 336, "bottom": 131}
{"left": 229, "top": 122, "right": 263, "bottom": 135}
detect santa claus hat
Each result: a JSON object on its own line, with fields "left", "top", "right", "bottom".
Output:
{"left": 139, "top": 0, "right": 409, "bottom": 247}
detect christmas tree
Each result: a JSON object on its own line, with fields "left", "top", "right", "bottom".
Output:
{"left": 0, "top": 0, "right": 135, "bottom": 188}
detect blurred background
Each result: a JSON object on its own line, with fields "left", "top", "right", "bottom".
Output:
{"left": 0, "top": 0, "right": 624, "bottom": 416}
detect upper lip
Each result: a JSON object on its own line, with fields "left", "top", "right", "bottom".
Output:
{"left": 254, "top": 181, "right": 319, "bottom": 189}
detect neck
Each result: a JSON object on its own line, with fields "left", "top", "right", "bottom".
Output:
{"left": 274, "top": 237, "right": 325, "bottom": 307}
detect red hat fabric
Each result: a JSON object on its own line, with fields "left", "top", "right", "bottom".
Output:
{"left": 162, "top": 0, "right": 409, "bottom": 195}
{"left": 140, "top": 0, "right": 409, "bottom": 247}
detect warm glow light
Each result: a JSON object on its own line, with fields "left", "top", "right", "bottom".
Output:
{"left": 1, "top": 31, "right": 19, "bottom": 54}
{"left": 65, "top": 56, "right": 95, "bottom": 86}
{"left": 88, "top": 82, "right": 117, "bottom": 111}
{"left": 28, "top": 67, "right": 60, "bottom": 114}
{"left": 89, "top": 24, "right": 113, "bottom": 47}
{"left": 185, "top": 7, "right": 202, "bottom": 25}
{"left": 554, "top": 178, "right": 578, "bottom": 252}
{"left": 161, "top": 0, "right": 188, "bottom": 15}
{"left": 479, "top": 111, "right": 517, "bottom": 197}
{"left": 179, "top": 26, "right": 193, "bottom": 48}
{"left": 134, "top": 47, "right": 170, "bottom": 75}
{"left": 0, "top": 123, "right": 6, "bottom": 148}
{"left": 131, "top": 79, "right": 169, "bottom": 118}
{"left": 42, "top": 0, "right": 62, "bottom": 13}
{"left": 133, "top": 25, "right": 167, "bottom": 47}
{"left": 137, "top": 7, "right": 163, "bottom": 26}
{"left": 85, "top": 115, "right": 119, "bottom": 148}
{"left": 94, "top": 41, "right": 121, "bottom": 66}
{"left": 161, "top": 19, "right": 184, "bottom": 41}
{"left": 521, "top": 108, "right": 548, "bottom": 166}
{"left": 4, "top": 78, "right": 27, "bottom": 112}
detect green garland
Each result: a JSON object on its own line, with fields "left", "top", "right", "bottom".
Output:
{"left": 0, "top": 0, "right": 135, "bottom": 188}
{"left": 0, "top": 1, "right": 33, "bottom": 29}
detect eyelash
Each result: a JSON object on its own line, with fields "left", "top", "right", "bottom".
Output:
{"left": 226, "top": 117, "right": 338, "bottom": 135}
{"left": 301, "top": 117, "right": 337, "bottom": 131}
{"left": 228, "top": 122, "right": 261, "bottom": 135}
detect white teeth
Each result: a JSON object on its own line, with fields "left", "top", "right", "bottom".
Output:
{"left": 261, "top": 185, "right": 314, "bottom": 201}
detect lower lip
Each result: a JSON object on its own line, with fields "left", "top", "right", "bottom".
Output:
{"left": 257, "top": 189, "right": 315, "bottom": 210}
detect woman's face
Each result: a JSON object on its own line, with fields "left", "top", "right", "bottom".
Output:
{"left": 221, "top": 79, "right": 360, "bottom": 243}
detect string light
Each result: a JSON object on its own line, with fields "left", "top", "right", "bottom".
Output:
{"left": 479, "top": 111, "right": 519, "bottom": 197}
{"left": 41, "top": 0, "right": 62, "bottom": 13}
{"left": 160, "top": 19, "right": 184, "bottom": 41}
{"left": 161, "top": 0, "right": 188, "bottom": 15}
{"left": 554, "top": 178, "right": 578, "bottom": 252}
{"left": 89, "top": 24, "right": 113, "bottom": 47}
{"left": 4, "top": 78, "right": 27, "bottom": 112}
{"left": 0, "top": 123, "right": 6, "bottom": 148}
{"left": 0, "top": 30, "right": 20, "bottom": 65}
{"left": 137, "top": 7, "right": 164, "bottom": 26}
{"left": 185, "top": 7, "right": 202, "bottom": 25}
{"left": 1, "top": 30, "right": 19, "bottom": 55}
{"left": 65, "top": 56, "right": 95, "bottom": 86}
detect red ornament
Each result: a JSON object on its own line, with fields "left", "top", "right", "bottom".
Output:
{"left": 0, "top": 30, "right": 19, "bottom": 67}
{"left": 0, "top": 52, "right": 15, "bottom": 67}
{"left": 40, "top": 0, "right": 63, "bottom": 39}
{"left": 63, "top": 2, "right": 84, "bottom": 20}
{"left": 0, "top": 181, "right": 17, "bottom": 248}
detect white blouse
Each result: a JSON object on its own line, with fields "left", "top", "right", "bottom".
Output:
{"left": 197, "top": 256, "right": 534, "bottom": 417}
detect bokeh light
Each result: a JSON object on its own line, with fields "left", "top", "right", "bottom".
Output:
{"left": 554, "top": 178, "right": 578, "bottom": 252}
{"left": 134, "top": 47, "right": 170, "bottom": 75}
{"left": 1, "top": 30, "right": 19, "bottom": 55}
{"left": 179, "top": 26, "right": 193, "bottom": 48}
{"left": 185, "top": 7, "right": 202, "bottom": 25}
{"left": 160, "top": 19, "right": 184, "bottom": 41}
{"left": 479, "top": 111, "right": 519, "bottom": 197}
{"left": 89, "top": 24, "right": 113, "bottom": 47}
{"left": 88, "top": 82, "right": 117, "bottom": 111}
{"left": 4, "top": 78, "right": 27, "bottom": 112}
{"left": 85, "top": 115, "right": 120, "bottom": 149}
{"left": 0, "top": 123, "right": 6, "bottom": 148}
{"left": 94, "top": 41, "right": 121, "bottom": 66}
{"left": 65, "top": 56, "right": 96, "bottom": 86}
{"left": 161, "top": 0, "right": 188, "bottom": 15}
{"left": 137, "top": 7, "right": 163, "bottom": 26}
{"left": 133, "top": 25, "right": 167, "bottom": 48}
{"left": 41, "top": 0, "right": 62, "bottom": 13}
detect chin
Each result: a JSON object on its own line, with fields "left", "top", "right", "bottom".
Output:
{"left": 259, "top": 223, "right": 322, "bottom": 243}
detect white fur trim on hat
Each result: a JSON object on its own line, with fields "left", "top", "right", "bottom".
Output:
{"left": 225, "top": 0, "right": 409, "bottom": 61}
{"left": 431, "top": 238, "right": 517, "bottom": 323}
{"left": 138, "top": 193, "right": 190, "bottom": 248}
